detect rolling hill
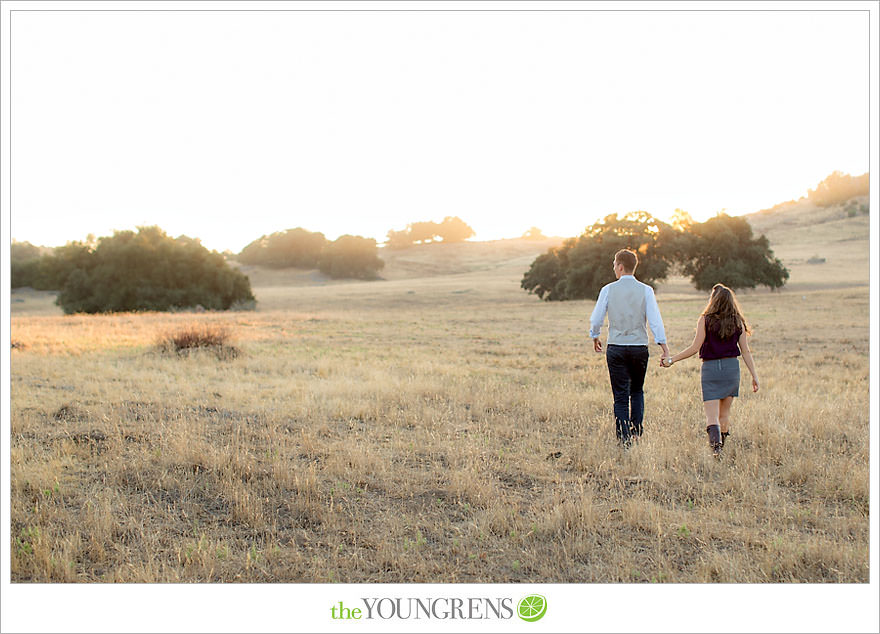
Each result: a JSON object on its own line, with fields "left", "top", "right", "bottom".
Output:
{"left": 11, "top": 195, "right": 869, "bottom": 316}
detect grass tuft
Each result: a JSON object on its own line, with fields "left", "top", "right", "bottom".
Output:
{"left": 53, "top": 404, "right": 90, "bottom": 422}
{"left": 157, "top": 323, "right": 239, "bottom": 359}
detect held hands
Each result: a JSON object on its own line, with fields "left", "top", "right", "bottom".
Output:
{"left": 660, "top": 357, "right": 674, "bottom": 368}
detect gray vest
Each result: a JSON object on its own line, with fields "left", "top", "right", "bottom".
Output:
{"left": 606, "top": 277, "right": 648, "bottom": 345}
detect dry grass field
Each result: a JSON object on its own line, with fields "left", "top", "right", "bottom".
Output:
{"left": 9, "top": 202, "right": 870, "bottom": 583}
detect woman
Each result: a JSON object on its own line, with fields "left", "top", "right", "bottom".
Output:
{"left": 661, "top": 284, "right": 759, "bottom": 456}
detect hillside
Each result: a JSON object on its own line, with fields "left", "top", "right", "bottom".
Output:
{"left": 241, "top": 196, "right": 869, "bottom": 298}
{"left": 379, "top": 237, "right": 566, "bottom": 280}
{"left": 743, "top": 195, "right": 869, "bottom": 291}
{"left": 746, "top": 195, "right": 868, "bottom": 248}
{"left": 234, "top": 237, "right": 566, "bottom": 287}
{"left": 240, "top": 196, "right": 869, "bottom": 290}
{"left": 10, "top": 196, "right": 870, "bottom": 317}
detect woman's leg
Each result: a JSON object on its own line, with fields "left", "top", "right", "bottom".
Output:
{"left": 718, "top": 396, "right": 734, "bottom": 433}
{"left": 703, "top": 399, "right": 720, "bottom": 428}
{"left": 703, "top": 399, "right": 722, "bottom": 453}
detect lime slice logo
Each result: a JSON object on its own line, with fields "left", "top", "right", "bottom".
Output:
{"left": 517, "top": 595, "right": 547, "bottom": 622}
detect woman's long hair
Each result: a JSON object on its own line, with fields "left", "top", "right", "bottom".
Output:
{"left": 702, "top": 284, "right": 751, "bottom": 339}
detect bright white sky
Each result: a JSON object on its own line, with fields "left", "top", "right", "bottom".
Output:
{"left": 9, "top": 6, "right": 870, "bottom": 253}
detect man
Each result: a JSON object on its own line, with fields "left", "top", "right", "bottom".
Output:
{"left": 590, "top": 249, "right": 669, "bottom": 444}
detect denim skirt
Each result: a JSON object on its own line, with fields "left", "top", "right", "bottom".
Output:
{"left": 701, "top": 357, "right": 740, "bottom": 401}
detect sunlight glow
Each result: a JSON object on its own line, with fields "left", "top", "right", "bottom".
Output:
{"left": 9, "top": 9, "right": 868, "bottom": 252}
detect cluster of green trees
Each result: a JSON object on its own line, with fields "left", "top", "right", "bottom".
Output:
{"left": 237, "top": 228, "right": 384, "bottom": 279}
{"left": 238, "top": 228, "right": 327, "bottom": 268}
{"left": 521, "top": 211, "right": 789, "bottom": 301}
{"left": 316, "top": 235, "right": 384, "bottom": 280}
{"left": 807, "top": 171, "right": 869, "bottom": 208}
{"left": 385, "top": 216, "right": 475, "bottom": 249}
{"left": 12, "top": 227, "right": 255, "bottom": 314}
{"left": 12, "top": 241, "right": 56, "bottom": 289}
{"left": 676, "top": 213, "right": 789, "bottom": 292}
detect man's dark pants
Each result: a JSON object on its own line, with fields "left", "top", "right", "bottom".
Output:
{"left": 605, "top": 344, "right": 649, "bottom": 442}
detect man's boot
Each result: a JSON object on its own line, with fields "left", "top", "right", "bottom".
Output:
{"left": 616, "top": 418, "right": 631, "bottom": 447}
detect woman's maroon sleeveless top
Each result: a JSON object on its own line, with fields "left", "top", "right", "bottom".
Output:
{"left": 699, "top": 317, "right": 742, "bottom": 360}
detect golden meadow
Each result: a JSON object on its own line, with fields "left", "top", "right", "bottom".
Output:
{"left": 9, "top": 201, "right": 869, "bottom": 582}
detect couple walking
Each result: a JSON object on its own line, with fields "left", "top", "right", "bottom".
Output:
{"left": 589, "top": 249, "right": 759, "bottom": 456}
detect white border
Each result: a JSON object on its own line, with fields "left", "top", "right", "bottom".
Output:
{"left": 2, "top": 2, "right": 878, "bottom": 633}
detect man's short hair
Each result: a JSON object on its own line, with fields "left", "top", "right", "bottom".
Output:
{"left": 614, "top": 249, "right": 638, "bottom": 273}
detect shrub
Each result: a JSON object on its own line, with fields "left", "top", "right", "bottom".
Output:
{"left": 521, "top": 211, "right": 789, "bottom": 300}
{"left": 11, "top": 258, "right": 42, "bottom": 289}
{"left": 157, "top": 323, "right": 238, "bottom": 359}
{"left": 408, "top": 221, "right": 440, "bottom": 244}
{"left": 385, "top": 228, "right": 414, "bottom": 250}
{"left": 436, "top": 216, "right": 476, "bottom": 243}
{"left": 10, "top": 240, "right": 92, "bottom": 290}
{"left": 318, "top": 235, "right": 385, "bottom": 280}
{"left": 52, "top": 226, "right": 255, "bottom": 314}
{"left": 384, "top": 216, "right": 476, "bottom": 247}
{"left": 807, "top": 171, "right": 869, "bottom": 207}
{"left": 678, "top": 214, "right": 789, "bottom": 291}
{"left": 238, "top": 228, "right": 327, "bottom": 268}
{"left": 161, "top": 323, "right": 229, "bottom": 350}
{"left": 521, "top": 212, "right": 675, "bottom": 301}
{"left": 520, "top": 249, "right": 567, "bottom": 300}
{"left": 38, "top": 243, "right": 95, "bottom": 290}
{"left": 11, "top": 241, "right": 43, "bottom": 262}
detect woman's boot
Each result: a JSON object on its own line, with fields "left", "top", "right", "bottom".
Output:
{"left": 706, "top": 425, "right": 722, "bottom": 457}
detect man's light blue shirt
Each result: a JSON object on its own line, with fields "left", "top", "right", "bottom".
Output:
{"left": 589, "top": 275, "right": 667, "bottom": 345}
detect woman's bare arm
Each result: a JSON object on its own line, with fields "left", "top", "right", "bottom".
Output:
{"left": 739, "top": 329, "right": 759, "bottom": 392}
